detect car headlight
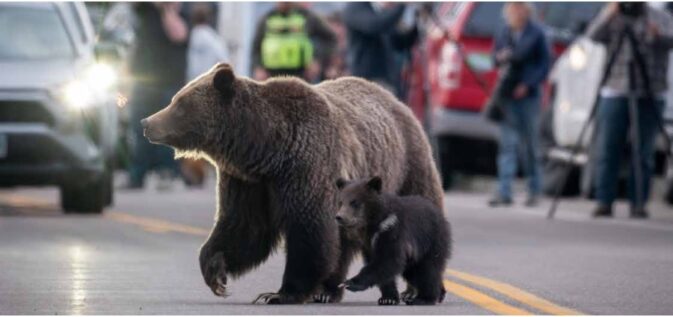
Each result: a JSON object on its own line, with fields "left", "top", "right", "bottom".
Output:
{"left": 62, "top": 80, "right": 95, "bottom": 110}
{"left": 85, "top": 63, "right": 118, "bottom": 90}
{"left": 569, "top": 45, "right": 587, "bottom": 71}
{"left": 56, "top": 63, "right": 118, "bottom": 110}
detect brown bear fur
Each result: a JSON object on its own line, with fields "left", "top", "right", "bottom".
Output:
{"left": 142, "top": 63, "right": 444, "bottom": 304}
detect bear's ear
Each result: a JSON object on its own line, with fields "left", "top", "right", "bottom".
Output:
{"left": 367, "top": 176, "right": 382, "bottom": 193}
{"left": 213, "top": 64, "right": 235, "bottom": 99}
{"left": 335, "top": 178, "right": 348, "bottom": 190}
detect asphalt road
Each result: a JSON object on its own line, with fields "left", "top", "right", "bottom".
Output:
{"left": 1, "top": 175, "right": 673, "bottom": 315}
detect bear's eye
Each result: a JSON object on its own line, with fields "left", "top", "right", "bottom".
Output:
{"left": 349, "top": 200, "right": 359, "bottom": 209}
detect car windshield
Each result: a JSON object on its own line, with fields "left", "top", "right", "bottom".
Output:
{"left": 464, "top": 2, "right": 603, "bottom": 42}
{"left": 0, "top": 5, "right": 75, "bottom": 60}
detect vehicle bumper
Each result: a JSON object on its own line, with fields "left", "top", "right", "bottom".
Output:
{"left": 0, "top": 123, "right": 104, "bottom": 187}
{"left": 429, "top": 107, "right": 499, "bottom": 141}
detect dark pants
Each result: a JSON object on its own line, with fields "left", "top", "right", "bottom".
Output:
{"left": 497, "top": 95, "right": 543, "bottom": 199}
{"left": 128, "top": 84, "right": 180, "bottom": 186}
{"left": 594, "top": 96, "right": 664, "bottom": 208}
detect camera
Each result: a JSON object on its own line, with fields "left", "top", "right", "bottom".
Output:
{"left": 618, "top": 2, "right": 646, "bottom": 18}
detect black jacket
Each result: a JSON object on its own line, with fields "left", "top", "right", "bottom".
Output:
{"left": 343, "top": 3, "right": 417, "bottom": 95}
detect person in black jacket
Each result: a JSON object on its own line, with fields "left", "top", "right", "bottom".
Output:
{"left": 343, "top": 2, "right": 417, "bottom": 98}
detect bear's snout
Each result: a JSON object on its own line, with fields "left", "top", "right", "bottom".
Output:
{"left": 140, "top": 118, "right": 149, "bottom": 129}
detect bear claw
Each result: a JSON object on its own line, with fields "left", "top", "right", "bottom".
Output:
{"left": 378, "top": 297, "right": 400, "bottom": 305}
{"left": 252, "top": 292, "right": 281, "bottom": 304}
{"left": 312, "top": 293, "right": 331, "bottom": 303}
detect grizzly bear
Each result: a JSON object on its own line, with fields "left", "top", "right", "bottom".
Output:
{"left": 141, "top": 63, "right": 445, "bottom": 304}
{"left": 335, "top": 176, "right": 450, "bottom": 305}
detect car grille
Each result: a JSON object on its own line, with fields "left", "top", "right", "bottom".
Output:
{"left": 0, "top": 100, "right": 55, "bottom": 126}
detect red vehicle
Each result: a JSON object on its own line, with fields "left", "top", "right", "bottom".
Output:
{"left": 408, "top": 2, "right": 603, "bottom": 189}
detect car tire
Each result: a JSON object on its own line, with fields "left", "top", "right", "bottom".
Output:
{"left": 103, "top": 159, "right": 115, "bottom": 207}
{"left": 60, "top": 175, "right": 105, "bottom": 214}
{"left": 665, "top": 177, "right": 673, "bottom": 205}
{"left": 434, "top": 136, "right": 455, "bottom": 191}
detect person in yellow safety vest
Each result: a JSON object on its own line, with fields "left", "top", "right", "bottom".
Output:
{"left": 252, "top": 2, "right": 337, "bottom": 82}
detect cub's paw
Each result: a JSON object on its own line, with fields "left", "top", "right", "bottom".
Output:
{"left": 199, "top": 251, "right": 228, "bottom": 298}
{"left": 400, "top": 287, "right": 417, "bottom": 304}
{"left": 339, "top": 279, "right": 368, "bottom": 292}
{"left": 378, "top": 296, "right": 400, "bottom": 305}
{"left": 405, "top": 298, "right": 437, "bottom": 306}
{"left": 252, "top": 292, "right": 306, "bottom": 305}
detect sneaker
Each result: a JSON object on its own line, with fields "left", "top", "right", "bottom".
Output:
{"left": 592, "top": 205, "right": 613, "bottom": 218}
{"left": 630, "top": 207, "right": 649, "bottom": 219}
{"left": 524, "top": 196, "right": 539, "bottom": 207}
{"left": 488, "top": 196, "right": 512, "bottom": 207}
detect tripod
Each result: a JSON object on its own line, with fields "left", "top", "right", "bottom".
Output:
{"left": 547, "top": 24, "right": 673, "bottom": 219}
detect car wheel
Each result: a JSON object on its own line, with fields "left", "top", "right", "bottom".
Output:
{"left": 434, "top": 136, "right": 455, "bottom": 191}
{"left": 665, "top": 177, "right": 673, "bottom": 205}
{"left": 60, "top": 175, "right": 105, "bottom": 214}
{"left": 103, "top": 159, "right": 115, "bottom": 207}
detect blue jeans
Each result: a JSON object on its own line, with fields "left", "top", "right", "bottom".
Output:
{"left": 594, "top": 96, "right": 664, "bottom": 208}
{"left": 497, "top": 95, "right": 543, "bottom": 200}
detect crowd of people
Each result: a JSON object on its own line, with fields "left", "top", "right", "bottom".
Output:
{"left": 118, "top": 2, "right": 673, "bottom": 219}
{"left": 120, "top": 2, "right": 419, "bottom": 191}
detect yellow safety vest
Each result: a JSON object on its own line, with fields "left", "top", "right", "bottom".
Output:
{"left": 261, "top": 12, "right": 313, "bottom": 70}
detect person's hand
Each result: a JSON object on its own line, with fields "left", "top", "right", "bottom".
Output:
{"left": 253, "top": 67, "right": 269, "bottom": 81}
{"left": 158, "top": 2, "right": 180, "bottom": 14}
{"left": 513, "top": 83, "right": 528, "bottom": 99}
{"left": 603, "top": 2, "right": 619, "bottom": 18}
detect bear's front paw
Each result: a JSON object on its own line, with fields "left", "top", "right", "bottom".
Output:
{"left": 200, "top": 251, "right": 228, "bottom": 297}
{"left": 339, "top": 279, "right": 368, "bottom": 292}
{"left": 378, "top": 296, "right": 400, "bottom": 305}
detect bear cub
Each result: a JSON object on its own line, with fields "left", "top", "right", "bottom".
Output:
{"left": 335, "top": 176, "right": 450, "bottom": 305}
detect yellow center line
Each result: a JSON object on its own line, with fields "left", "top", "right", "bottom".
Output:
{"left": 444, "top": 279, "right": 533, "bottom": 315}
{"left": 105, "top": 212, "right": 210, "bottom": 236}
{"left": 0, "top": 193, "right": 580, "bottom": 315}
{"left": 447, "top": 269, "right": 584, "bottom": 315}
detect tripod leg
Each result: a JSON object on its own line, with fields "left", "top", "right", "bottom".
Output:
{"left": 628, "top": 92, "right": 644, "bottom": 209}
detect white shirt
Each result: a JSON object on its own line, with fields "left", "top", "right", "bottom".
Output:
{"left": 187, "top": 25, "right": 229, "bottom": 81}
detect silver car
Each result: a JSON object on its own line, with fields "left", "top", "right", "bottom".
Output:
{"left": 544, "top": 35, "right": 673, "bottom": 204}
{"left": 0, "top": 2, "right": 118, "bottom": 213}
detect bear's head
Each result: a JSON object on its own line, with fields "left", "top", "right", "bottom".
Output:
{"left": 141, "top": 63, "right": 255, "bottom": 163}
{"left": 334, "top": 176, "right": 383, "bottom": 228}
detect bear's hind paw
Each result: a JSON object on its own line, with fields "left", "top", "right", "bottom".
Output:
{"left": 252, "top": 292, "right": 281, "bottom": 304}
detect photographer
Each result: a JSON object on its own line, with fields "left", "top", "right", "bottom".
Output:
{"left": 489, "top": 3, "right": 551, "bottom": 207}
{"left": 586, "top": 3, "right": 673, "bottom": 218}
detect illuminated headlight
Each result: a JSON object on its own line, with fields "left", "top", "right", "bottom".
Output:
{"left": 569, "top": 45, "right": 587, "bottom": 71}
{"left": 56, "top": 63, "right": 118, "bottom": 110}
{"left": 85, "top": 63, "right": 118, "bottom": 90}
{"left": 63, "top": 80, "right": 95, "bottom": 110}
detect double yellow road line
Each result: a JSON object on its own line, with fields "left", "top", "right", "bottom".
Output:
{"left": 106, "top": 211, "right": 584, "bottom": 315}
{"left": 0, "top": 191, "right": 583, "bottom": 316}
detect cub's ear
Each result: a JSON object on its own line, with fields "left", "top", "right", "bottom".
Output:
{"left": 213, "top": 64, "right": 235, "bottom": 99}
{"left": 335, "top": 178, "right": 348, "bottom": 190}
{"left": 367, "top": 176, "right": 382, "bottom": 193}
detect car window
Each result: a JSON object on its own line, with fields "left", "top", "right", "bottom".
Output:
{"left": 0, "top": 5, "right": 74, "bottom": 60}
{"left": 463, "top": 2, "right": 602, "bottom": 41}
